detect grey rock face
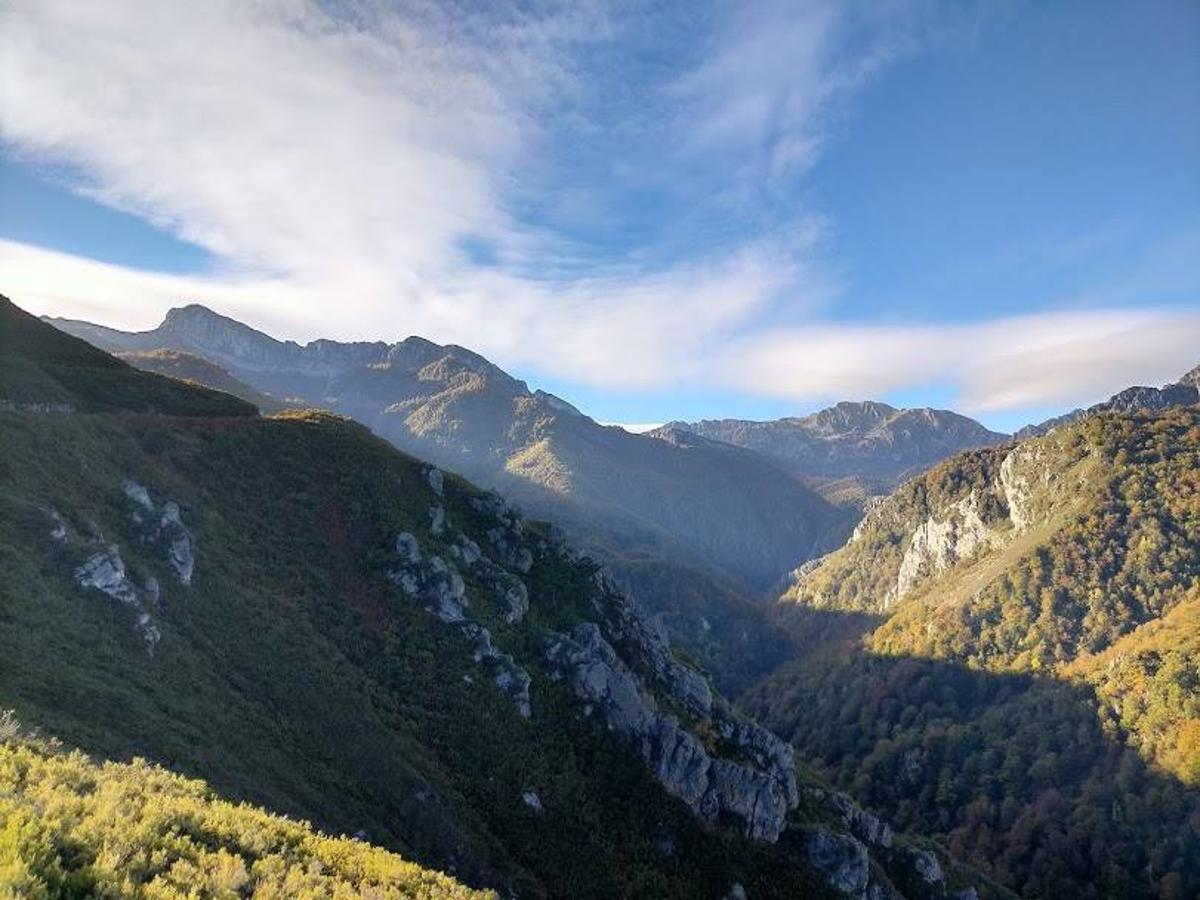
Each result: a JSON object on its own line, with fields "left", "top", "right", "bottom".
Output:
{"left": 122, "top": 479, "right": 154, "bottom": 511}
{"left": 75, "top": 547, "right": 138, "bottom": 604}
{"left": 891, "top": 492, "right": 994, "bottom": 607}
{"left": 543, "top": 621, "right": 796, "bottom": 841}
{"left": 804, "top": 831, "right": 870, "bottom": 896}
{"left": 807, "top": 788, "right": 894, "bottom": 849}
{"left": 388, "top": 532, "right": 532, "bottom": 717}
{"left": 160, "top": 502, "right": 194, "bottom": 585}
{"left": 120, "top": 480, "right": 195, "bottom": 587}
{"left": 46, "top": 509, "right": 68, "bottom": 543}
{"left": 424, "top": 465, "right": 444, "bottom": 496}
{"left": 73, "top": 546, "right": 160, "bottom": 653}
{"left": 395, "top": 532, "right": 421, "bottom": 564}
{"left": 521, "top": 790, "right": 543, "bottom": 812}
{"left": 592, "top": 570, "right": 713, "bottom": 719}
{"left": 907, "top": 847, "right": 943, "bottom": 885}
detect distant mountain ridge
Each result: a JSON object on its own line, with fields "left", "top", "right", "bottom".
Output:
{"left": 47, "top": 304, "right": 840, "bottom": 692}
{"left": 1015, "top": 369, "right": 1200, "bottom": 439}
{"left": 661, "top": 401, "right": 1007, "bottom": 491}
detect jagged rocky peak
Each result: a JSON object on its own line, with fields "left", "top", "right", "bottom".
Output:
{"left": 801, "top": 399, "right": 899, "bottom": 435}
{"left": 1179, "top": 363, "right": 1200, "bottom": 389}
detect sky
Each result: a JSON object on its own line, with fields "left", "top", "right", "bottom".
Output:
{"left": 0, "top": 0, "right": 1197, "bottom": 433}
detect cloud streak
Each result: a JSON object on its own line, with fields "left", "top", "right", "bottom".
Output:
{"left": 0, "top": 0, "right": 1193, "bottom": 421}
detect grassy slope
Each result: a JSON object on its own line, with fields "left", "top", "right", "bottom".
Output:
{"left": 0, "top": 717, "right": 488, "bottom": 899}
{"left": 115, "top": 348, "right": 288, "bottom": 412}
{"left": 744, "top": 407, "right": 1200, "bottom": 899}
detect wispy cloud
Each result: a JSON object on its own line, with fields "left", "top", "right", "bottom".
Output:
{"left": 0, "top": 1, "right": 1192, "bottom": 420}
{"left": 725, "top": 308, "right": 1200, "bottom": 413}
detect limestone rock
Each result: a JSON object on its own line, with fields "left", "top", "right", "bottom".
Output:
{"left": 394, "top": 531, "right": 421, "bottom": 564}
{"left": 521, "top": 790, "right": 542, "bottom": 812}
{"left": 75, "top": 546, "right": 138, "bottom": 604}
{"left": 543, "top": 621, "right": 795, "bottom": 841}
{"left": 74, "top": 546, "right": 161, "bottom": 655}
{"left": 892, "top": 492, "right": 994, "bottom": 606}
{"left": 389, "top": 537, "right": 531, "bottom": 717}
{"left": 160, "top": 502, "right": 194, "bottom": 585}
{"left": 909, "top": 848, "right": 943, "bottom": 885}
{"left": 46, "top": 509, "right": 68, "bottom": 543}
{"left": 804, "top": 831, "right": 870, "bottom": 897}
{"left": 122, "top": 479, "right": 154, "bottom": 512}
{"left": 808, "top": 788, "right": 894, "bottom": 849}
{"left": 429, "top": 504, "right": 446, "bottom": 536}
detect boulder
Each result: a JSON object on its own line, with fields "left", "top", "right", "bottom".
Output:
{"left": 804, "top": 831, "right": 870, "bottom": 897}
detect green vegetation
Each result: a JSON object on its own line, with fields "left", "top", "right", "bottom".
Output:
{"left": 747, "top": 407, "right": 1200, "bottom": 900}
{"left": 0, "top": 297, "right": 255, "bottom": 418}
{"left": 0, "top": 713, "right": 488, "bottom": 899}
{"left": 115, "top": 349, "right": 288, "bottom": 413}
{"left": 1069, "top": 593, "right": 1200, "bottom": 786}
{"left": 1, "top": 296, "right": 856, "bottom": 898}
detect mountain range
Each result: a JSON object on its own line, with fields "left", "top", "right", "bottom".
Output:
{"left": 1014, "top": 373, "right": 1200, "bottom": 439}
{"left": 662, "top": 403, "right": 1007, "bottom": 503}
{"left": 5, "top": 293, "right": 1198, "bottom": 898}
{"left": 45, "top": 304, "right": 1005, "bottom": 695}
{"left": 1, "top": 295, "right": 1006, "bottom": 899}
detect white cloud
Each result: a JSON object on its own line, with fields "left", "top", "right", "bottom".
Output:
{"left": 0, "top": 0, "right": 849, "bottom": 387}
{"left": 725, "top": 309, "right": 1200, "bottom": 413}
{"left": 0, "top": 1, "right": 1192, "bottom": 422}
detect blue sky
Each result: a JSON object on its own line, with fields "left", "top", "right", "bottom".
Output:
{"left": 1, "top": 0, "right": 1197, "bottom": 433}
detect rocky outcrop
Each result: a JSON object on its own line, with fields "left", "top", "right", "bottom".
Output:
{"left": 161, "top": 502, "right": 194, "bottom": 585}
{"left": 804, "top": 831, "right": 871, "bottom": 896}
{"left": 806, "top": 787, "right": 894, "bottom": 849}
{"left": 890, "top": 492, "right": 995, "bottom": 606}
{"left": 388, "top": 530, "right": 532, "bottom": 717}
{"left": 123, "top": 480, "right": 196, "bottom": 586}
{"left": 589, "top": 570, "right": 714, "bottom": 720}
{"left": 73, "top": 546, "right": 160, "bottom": 653}
{"left": 543, "top": 620, "right": 795, "bottom": 841}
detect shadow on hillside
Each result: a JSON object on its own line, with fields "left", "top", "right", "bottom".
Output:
{"left": 741, "top": 608, "right": 1200, "bottom": 900}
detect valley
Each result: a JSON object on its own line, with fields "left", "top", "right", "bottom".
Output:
{"left": 1, "top": 294, "right": 1195, "bottom": 899}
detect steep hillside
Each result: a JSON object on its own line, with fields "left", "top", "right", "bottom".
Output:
{"left": 0, "top": 715, "right": 487, "bottom": 899}
{"left": 3, "top": 297, "right": 996, "bottom": 900}
{"left": 744, "top": 407, "right": 1200, "bottom": 899}
{"left": 3, "top": 303, "right": 255, "bottom": 419}
{"left": 46, "top": 305, "right": 835, "bottom": 693}
{"left": 115, "top": 348, "right": 290, "bottom": 412}
{"left": 667, "top": 402, "right": 1006, "bottom": 494}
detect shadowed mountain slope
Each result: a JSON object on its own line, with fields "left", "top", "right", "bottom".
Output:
{"left": 5, "top": 297, "right": 1000, "bottom": 900}
{"left": 47, "top": 304, "right": 841, "bottom": 694}
{"left": 743, "top": 405, "right": 1200, "bottom": 899}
